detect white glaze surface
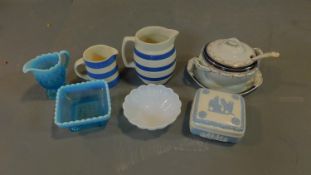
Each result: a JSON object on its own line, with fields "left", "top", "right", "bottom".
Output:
{"left": 187, "top": 57, "right": 262, "bottom": 94}
{"left": 207, "top": 38, "right": 256, "bottom": 68}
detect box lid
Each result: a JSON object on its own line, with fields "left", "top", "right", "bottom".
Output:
{"left": 190, "top": 88, "right": 246, "bottom": 138}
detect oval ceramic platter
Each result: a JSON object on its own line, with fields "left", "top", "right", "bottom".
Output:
{"left": 186, "top": 60, "right": 263, "bottom": 96}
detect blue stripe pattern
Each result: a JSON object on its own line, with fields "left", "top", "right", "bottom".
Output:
{"left": 136, "top": 71, "right": 173, "bottom": 81}
{"left": 107, "top": 76, "right": 120, "bottom": 88}
{"left": 88, "top": 66, "right": 118, "bottom": 79}
{"left": 84, "top": 55, "right": 119, "bottom": 88}
{"left": 85, "top": 55, "right": 116, "bottom": 69}
{"left": 134, "top": 47, "right": 176, "bottom": 83}
{"left": 134, "top": 48, "right": 175, "bottom": 60}
{"left": 135, "top": 60, "right": 176, "bottom": 72}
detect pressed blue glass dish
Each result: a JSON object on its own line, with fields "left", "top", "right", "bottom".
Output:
{"left": 54, "top": 80, "right": 111, "bottom": 132}
{"left": 23, "top": 50, "right": 70, "bottom": 99}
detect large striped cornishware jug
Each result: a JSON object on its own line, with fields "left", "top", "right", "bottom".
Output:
{"left": 122, "top": 26, "right": 179, "bottom": 84}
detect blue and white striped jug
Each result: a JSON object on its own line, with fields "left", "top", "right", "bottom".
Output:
{"left": 122, "top": 26, "right": 179, "bottom": 84}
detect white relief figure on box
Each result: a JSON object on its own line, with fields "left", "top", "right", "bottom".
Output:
{"left": 208, "top": 96, "right": 233, "bottom": 115}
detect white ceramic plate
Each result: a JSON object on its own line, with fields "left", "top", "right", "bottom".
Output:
{"left": 122, "top": 84, "right": 182, "bottom": 130}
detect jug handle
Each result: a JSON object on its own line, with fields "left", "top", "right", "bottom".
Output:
{"left": 74, "top": 58, "right": 89, "bottom": 80}
{"left": 59, "top": 50, "right": 70, "bottom": 67}
{"left": 121, "top": 36, "right": 135, "bottom": 68}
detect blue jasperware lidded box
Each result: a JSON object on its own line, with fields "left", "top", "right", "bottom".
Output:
{"left": 190, "top": 88, "right": 246, "bottom": 143}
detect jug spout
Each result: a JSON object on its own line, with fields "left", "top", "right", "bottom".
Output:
{"left": 23, "top": 59, "right": 36, "bottom": 73}
{"left": 110, "top": 47, "right": 119, "bottom": 56}
{"left": 166, "top": 29, "right": 179, "bottom": 38}
{"left": 97, "top": 45, "right": 118, "bottom": 58}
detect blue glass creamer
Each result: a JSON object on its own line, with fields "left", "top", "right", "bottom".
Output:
{"left": 23, "top": 50, "right": 70, "bottom": 99}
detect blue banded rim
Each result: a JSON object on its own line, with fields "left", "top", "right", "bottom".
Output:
{"left": 87, "top": 66, "right": 118, "bottom": 79}
{"left": 136, "top": 71, "right": 174, "bottom": 81}
{"left": 85, "top": 55, "right": 117, "bottom": 69}
{"left": 134, "top": 47, "right": 175, "bottom": 60}
{"left": 135, "top": 59, "right": 176, "bottom": 72}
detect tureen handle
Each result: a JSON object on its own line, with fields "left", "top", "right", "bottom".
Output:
{"left": 251, "top": 51, "right": 280, "bottom": 61}
{"left": 253, "top": 48, "right": 264, "bottom": 55}
{"left": 225, "top": 38, "right": 241, "bottom": 47}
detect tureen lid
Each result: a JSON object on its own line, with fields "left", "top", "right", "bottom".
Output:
{"left": 206, "top": 38, "right": 256, "bottom": 68}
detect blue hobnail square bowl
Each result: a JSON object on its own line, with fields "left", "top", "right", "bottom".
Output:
{"left": 54, "top": 80, "right": 111, "bottom": 132}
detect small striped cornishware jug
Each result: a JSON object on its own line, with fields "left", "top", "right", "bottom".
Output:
{"left": 122, "top": 26, "right": 179, "bottom": 84}
{"left": 74, "top": 45, "right": 120, "bottom": 88}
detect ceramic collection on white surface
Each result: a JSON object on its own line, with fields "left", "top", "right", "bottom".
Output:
{"left": 23, "top": 26, "right": 280, "bottom": 143}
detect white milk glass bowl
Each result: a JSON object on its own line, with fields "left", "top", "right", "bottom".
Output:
{"left": 122, "top": 84, "right": 182, "bottom": 130}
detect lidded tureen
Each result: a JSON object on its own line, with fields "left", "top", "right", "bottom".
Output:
{"left": 187, "top": 38, "right": 280, "bottom": 94}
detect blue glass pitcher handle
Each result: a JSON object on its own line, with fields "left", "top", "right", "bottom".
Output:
{"left": 59, "top": 50, "right": 70, "bottom": 67}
